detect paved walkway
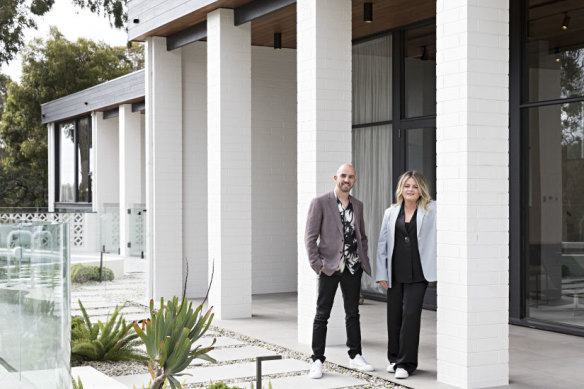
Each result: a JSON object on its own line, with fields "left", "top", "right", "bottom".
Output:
{"left": 71, "top": 263, "right": 399, "bottom": 389}
{"left": 72, "top": 261, "right": 584, "bottom": 388}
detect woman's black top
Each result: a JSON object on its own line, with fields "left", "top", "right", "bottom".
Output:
{"left": 391, "top": 203, "right": 426, "bottom": 283}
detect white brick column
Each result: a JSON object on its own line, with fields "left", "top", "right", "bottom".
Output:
{"left": 297, "top": 0, "right": 352, "bottom": 345}
{"left": 207, "top": 9, "right": 252, "bottom": 319}
{"left": 436, "top": 1, "right": 509, "bottom": 388}
{"left": 47, "top": 123, "right": 56, "bottom": 212}
{"left": 182, "top": 42, "right": 208, "bottom": 298}
{"left": 92, "top": 112, "right": 119, "bottom": 211}
{"left": 145, "top": 36, "right": 183, "bottom": 300}
{"left": 119, "top": 104, "right": 143, "bottom": 257}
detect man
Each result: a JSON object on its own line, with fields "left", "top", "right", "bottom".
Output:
{"left": 305, "top": 163, "right": 374, "bottom": 379}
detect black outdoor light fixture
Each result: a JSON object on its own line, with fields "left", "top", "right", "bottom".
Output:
{"left": 554, "top": 48, "right": 561, "bottom": 63}
{"left": 133, "top": 18, "right": 140, "bottom": 24}
{"left": 364, "top": 2, "right": 373, "bottom": 23}
{"left": 274, "top": 32, "right": 282, "bottom": 50}
{"left": 421, "top": 46, "right": 428, "bottom": 61}
{"left": 561, "top": 12, "right": 570, "bottom": 30}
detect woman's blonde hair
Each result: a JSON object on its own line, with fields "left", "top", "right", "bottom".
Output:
{"left": 394, "top": 171, "right": 433, "bottom": 210}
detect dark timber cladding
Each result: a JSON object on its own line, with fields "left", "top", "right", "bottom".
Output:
{"left": 41, "top": 70, "right": 145, "bottom": 124}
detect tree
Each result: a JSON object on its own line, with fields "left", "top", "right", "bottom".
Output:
{"left": 0, "top": 73, "right": 11, "bottom": 117}
{"left": 0, "top": 27, "right": 143, "bottom": 207}
{"left": 0, "top": 0, "right": 127, "bottom": 65}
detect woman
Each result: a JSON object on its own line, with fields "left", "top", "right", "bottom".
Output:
{"left": 375, "top": 171, "right": 437, "bottom": 379}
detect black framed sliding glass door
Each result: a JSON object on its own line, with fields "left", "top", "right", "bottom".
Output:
{"left": 510, "top": 0, "right": 584, "bottom": 335}
{"left": 352, "top": 20, "right": 436, "bottom": 304}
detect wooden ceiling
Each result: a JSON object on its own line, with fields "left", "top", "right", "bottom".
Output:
{"left": 141, "top": 0, "right": 436, "bottom": 48}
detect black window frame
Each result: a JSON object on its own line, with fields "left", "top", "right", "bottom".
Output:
{"left": 510, "top": 0, "right": 584, "bottom": 337}
{"left": 352, "top": 18, "right": 437, "bottom": 308}
{"left": 54, "top": 115, "right": 93, "bottom": 207}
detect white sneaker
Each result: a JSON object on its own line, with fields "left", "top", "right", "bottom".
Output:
{"left": 395, "top": 367, "right": 409, "bottom": 379}
{"left": 386, "top": 362, "right": 396, "bottom": 373}
{"left": 308, "top": 360, "right": 323, "bottom": 379}
{"left": 349, "top": 354, "right": 374, "bottom": 372}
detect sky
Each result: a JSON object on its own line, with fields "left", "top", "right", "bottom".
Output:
{"left": 1, "top": 0, "right": 129, "bottom": 82}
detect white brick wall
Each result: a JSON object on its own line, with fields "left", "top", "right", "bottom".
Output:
{"left": 145, "top": 36, "right": 184, "bottom": 301}
{"left": 436, "top": 1, "right": 509, "bottom": 388}
{"left": 119, "top": 104, "right": 143, "bottom": 256}
{"left": 182, "top": 42, "right": 208, "bottom": 298}
{"left": 297, "top": 0, "right": 352, "bottom": 345}
{"left": 93, "top": 112, "right": 119, "bottom": 206}
{"left": 251, "top": 46, "right": 297, "bottom": 294}
{"left": 207, "top": 8, "right": 252, "bottom": 319}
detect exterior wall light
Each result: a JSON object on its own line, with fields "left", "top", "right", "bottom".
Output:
{"left": 133, "top": 18, "right": 140, "bottom": 24}
{"left": 364, "top": 2, "right": 373, "bottom": 23}
{"left": 555, "top": 48, "right": 561, "bottom": 63}
{"left": 274, "top": 32, "right": 282, "bottom": 50}
{"left": 561, "top": 13, "right": 569, "bottom": 30}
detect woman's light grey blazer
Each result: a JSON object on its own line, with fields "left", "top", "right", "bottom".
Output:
{"left": 375, "top": 201, "right": 437, "bottom": 288}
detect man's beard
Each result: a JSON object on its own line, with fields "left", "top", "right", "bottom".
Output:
{"left": 337, "top": 182, "right": 352, "bottom": 193}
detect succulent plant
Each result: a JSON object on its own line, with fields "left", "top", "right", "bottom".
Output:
{"left": 71, "top": 300, "right": 146, "bottom": 363}
{"left": 133, "top": 297, "right": 215, "bottom": 389}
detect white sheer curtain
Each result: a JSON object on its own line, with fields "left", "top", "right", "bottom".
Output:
{"left": 352, "top": 125, "right": 393, "bottom": 296}
{"left": 352, "top": 34, "right": 394, "bottom": 296}
{"left": 352, "top": 34, "right": 392, "bottom": 125}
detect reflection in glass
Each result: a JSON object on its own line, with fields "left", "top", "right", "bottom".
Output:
{"left": 406, "top": 128, "right": 436, "bottom": 198}
{"left": 405, "top": 25, "right": 436, "bottom": 118}
{"left": 526, "top": 102, "right": 584, "bottom": 328}
{"left": 77, "top": 117, "right": 91, "bottom": 202}
{"left": 352, "top": 125, "right": 392, "bottom": 296}
{"left": 526, "top": 1, "right": 584, "bottom": 102}
{"left": 352, "top": 34, "right": 392, "bottom": 125}
{"left": 59, "top": 121, "right": 75, "bottom": 202}
{"left": 0, "top": 222, "right": 70, "bottom": 388}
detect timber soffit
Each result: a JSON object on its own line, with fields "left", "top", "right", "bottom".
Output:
{"left": 128, "top": 0, "right": 295, "bottom": 44}
{"left": 41, "top": 70, "right": 145, "bottom": 124}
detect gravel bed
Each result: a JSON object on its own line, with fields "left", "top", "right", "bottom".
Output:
{"left": 72, "top": 360, "right": 149, "bottom": 376}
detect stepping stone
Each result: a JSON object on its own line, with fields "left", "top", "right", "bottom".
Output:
{"left": 91, "top": 313, "right": 149, "bottom": 322}
{"left": 231, "top": 371, "right": 368, "bottom": 389}
{"left": 114, "top": 359, "right": 310, "bottom": 387}
{"left": 72, "top": 366, "right": 129, "bottom": 389}
{"left": 193, "top": 346, "right": 280, "bottom": 365}
{"left": 209, "top": 336, "right": 246, "bottom": 347}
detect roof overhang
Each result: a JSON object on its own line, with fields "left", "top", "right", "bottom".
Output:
{"left": 41, "top": 70, "right": 145, "bottom": 124}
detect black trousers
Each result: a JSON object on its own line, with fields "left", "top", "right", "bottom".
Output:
{"left": 387, "top": 280, "right": 428, "bottom": 374}
{"left": 311, "top": 268, "right": 363, "bottom": 362}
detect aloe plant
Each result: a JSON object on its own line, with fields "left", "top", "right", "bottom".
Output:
{"left": 133, "top": 297, "right": 216, "bottom": 389}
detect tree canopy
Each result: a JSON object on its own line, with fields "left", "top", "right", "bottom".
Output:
{"left": 0, "top": 28, "right": 142, "bottom": 207}
{"left": 0, "top": 0, "right": 127, "bottom": 65}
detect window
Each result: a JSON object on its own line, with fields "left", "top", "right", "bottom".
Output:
{"left": 56, "top": 116, "right": 92, "bottom": 203}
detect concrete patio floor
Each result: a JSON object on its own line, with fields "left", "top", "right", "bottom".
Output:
{"left": 211, "top": 292, "right": 584, "bottom": 389}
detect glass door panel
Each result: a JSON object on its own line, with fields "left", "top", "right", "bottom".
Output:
{"left": 405, "top": 128, "right": 437, "bottom": 198}
{"left": 404, "top": 24, "right": 436, "bottom": 118}
{"left": 526, "top": 102, "right": 584, "bottom": 328}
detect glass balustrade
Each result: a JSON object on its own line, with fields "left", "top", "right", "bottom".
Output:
{"left": 0, "top": 222, "right": 70, "bottom": 389}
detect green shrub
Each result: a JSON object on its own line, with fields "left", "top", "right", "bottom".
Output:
{"left": 71, "top": 264, "right": 114, "bottom": 283}
{"left": 71, "top": 299, "right": 146, "bottom": 363}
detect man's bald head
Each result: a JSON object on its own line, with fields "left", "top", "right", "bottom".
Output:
{"left": 334, "top": 163, "right": 357, "bottom": 193}
{"left": 336, "top": 163, "right": 356, "bottom": 177}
